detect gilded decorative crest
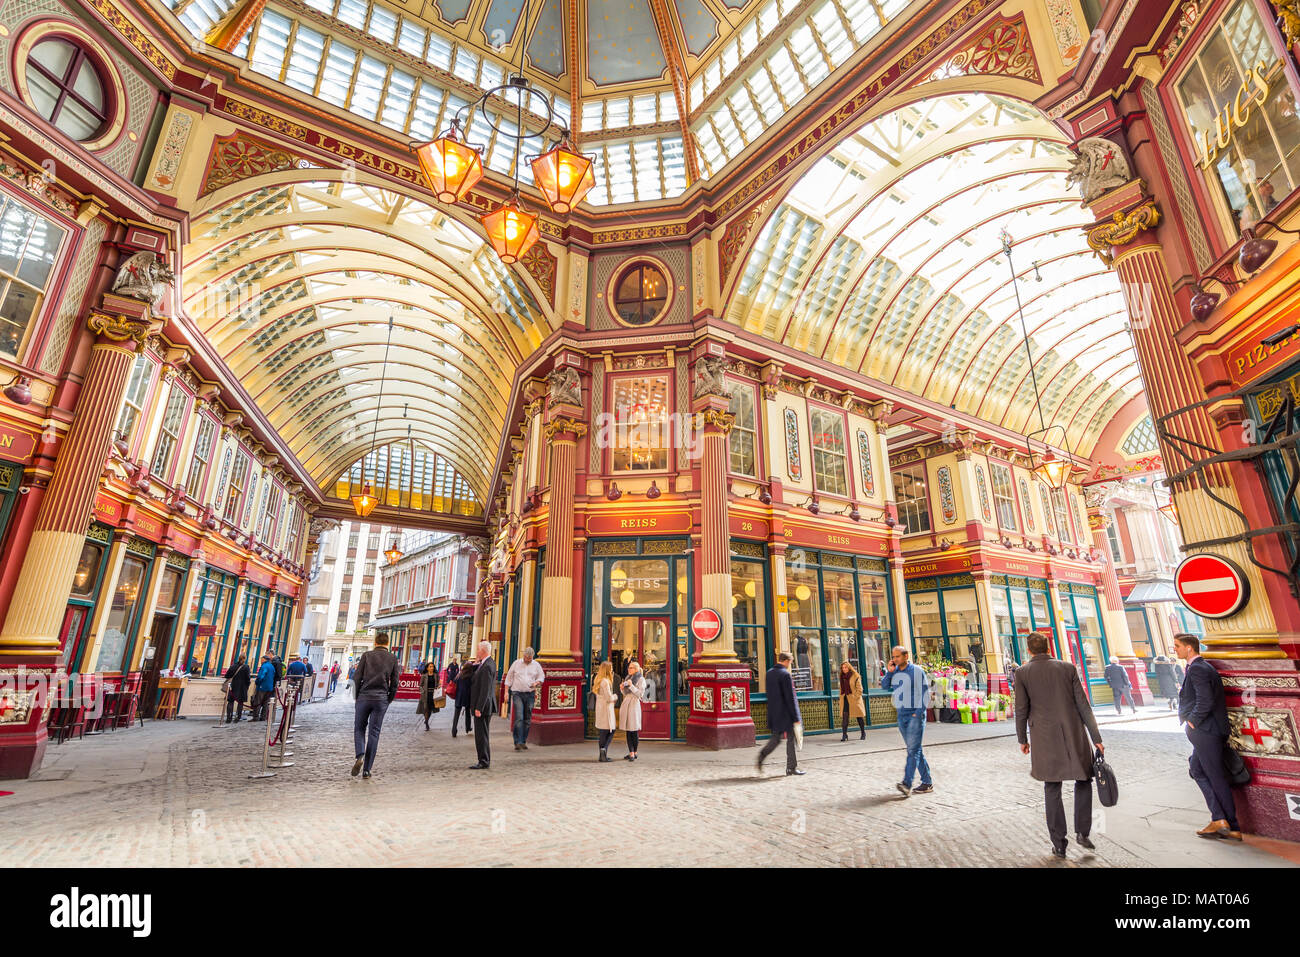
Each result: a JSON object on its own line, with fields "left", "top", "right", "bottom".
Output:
{"left": 1086, "top": 198, "right": 1161, "bottom": 262}
{"left": 88, "top": 312, "right": 151, "bottom": 346}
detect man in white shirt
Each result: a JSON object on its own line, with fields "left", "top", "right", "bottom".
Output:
{"left": 504, "top": 646, "right": 545, "bottom": 751}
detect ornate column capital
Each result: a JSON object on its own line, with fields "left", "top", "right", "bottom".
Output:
{"left": 1085, "top": 196, "right": 1161, "bottom": 264}
{"left": 697, "top": 408, "right": 735, "bottom": 435}
{"left": 543, "top": 415, "right": 588, "bottom": 440}
{"left": 87, "top": 311, "right": 151, "bottom": 350}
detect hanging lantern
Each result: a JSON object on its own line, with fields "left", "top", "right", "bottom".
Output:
{"left": 1158, "top": 497, "right": 1179, "bottom": 524}
{"left": 1034, "top": 449, "right": 1071, "bottom": 490}
{"left": 384, "top": 539, "right": 404, "bottom": 565}
{"left": 531, "top": 140, "right": 596, "bottom": 214}
{"left": 481, "top": 199, "right": 540, "bottom": 264}
{"left": 351, "top": 482, "right": 379, "bottom": 518}
{"left": 415, "top": 127, "right": 484, "bottom": 204}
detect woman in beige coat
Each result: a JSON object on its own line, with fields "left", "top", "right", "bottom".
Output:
{"left": 592, "top": 660, "right": 617, "bottom": 762}
{"left": 618, "top": 660, "right": 645, "bottom": 761}
{"left": 839, "top": 661, "right": 867, "bottom": 740}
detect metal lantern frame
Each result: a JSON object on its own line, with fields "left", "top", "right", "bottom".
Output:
{"left": 351, "top": 316, "right": 396, "bottom": 518}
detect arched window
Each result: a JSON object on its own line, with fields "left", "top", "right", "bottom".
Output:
{"left": 26, "top": 37, "right": 110, "bottom": 141}
{"left": 612, "top": 262, "right": 669, "bottom": 325}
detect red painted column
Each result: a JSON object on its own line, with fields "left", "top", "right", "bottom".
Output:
{"left": 0, "top": 310, "right": 150, "bottom": 779}
{"left": 686, "top": 356, "right": 757, "bottom": 749}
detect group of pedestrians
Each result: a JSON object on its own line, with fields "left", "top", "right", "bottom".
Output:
{"left": 346, "top": 628, "right": 1247, "bottom": 857}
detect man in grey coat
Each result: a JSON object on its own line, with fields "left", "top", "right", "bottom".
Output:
{"left": 1015, "top": 632, "right": 1105, "bottom": 858}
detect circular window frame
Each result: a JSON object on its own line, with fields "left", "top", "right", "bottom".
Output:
{"left": 14, "top": 21, "right": 126, "bottom": 151}
{"left": 605, "top": 256, "right": 675, "bottom": 328}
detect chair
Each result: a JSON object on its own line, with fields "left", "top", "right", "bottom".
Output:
{"left": 113, "top": 672, "right": 144, "bottom": 729}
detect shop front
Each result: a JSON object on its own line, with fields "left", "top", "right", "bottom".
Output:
{"left": 58, "top": 523, "right": 113, "bottom": 673}
{"left": 137, "top": 555, "right": 189, "bottom": 716}
{"left": 185, "top": 568, "right": 240, "bottom": 676}
{"left": 583, "top": 537, "right": 691, "bottom": 739}
{"left": 906, "top": 573, "right": 985, "bottom": 678}
{"left": 1058, "top": 582, "right": 1112, "bottom": 700}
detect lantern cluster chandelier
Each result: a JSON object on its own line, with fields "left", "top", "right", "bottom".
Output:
{"left": 999, "top": 228, "right": 1076, "bottom": 491}
{"left": 413, "top": 0, "right": 595, "bottom": 264}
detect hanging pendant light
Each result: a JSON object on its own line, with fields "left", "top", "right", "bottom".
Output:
{"left": 1034, "top": 449, "right": 1071, "bottom": 490}
{"left": 531, "top": 137, "right": 596, "bottom": 214}
{"left": 415, "top": 122, "right": 484, "bottom": 204}
{"left": 352, "top": 315, "right": 396, "bottom": 518}
{"left": 384, "top": 537, "right": 404, "bottom": 565}
{"left": 480, "top": 197, "right": 540, "bottom": 264}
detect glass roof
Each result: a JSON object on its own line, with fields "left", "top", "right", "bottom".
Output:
{"left": 729, "top": 93, "right": 1142, "bottom": 455}
{"left": 184, "top": 176, "right": 552, "bottom": 509}
{"left": 163, "top": 0, "right": 919, "bottom": 204}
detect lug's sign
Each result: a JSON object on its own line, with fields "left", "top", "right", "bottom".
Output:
{"left": 1195, "top": 60, "right": 1273, "bottom": 170}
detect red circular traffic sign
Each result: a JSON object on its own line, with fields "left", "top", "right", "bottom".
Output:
{"left": 691, "top": 608, "right": 723, "bottom": 642}
{"left": 1175, "top": 553, "right": 1250, "bottom": 619}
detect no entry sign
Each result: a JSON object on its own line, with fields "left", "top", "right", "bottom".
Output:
{"left": 1175, "top": 553, "right": 1250, "bottom": 619}
{"left": 691, "top": 608, "right": 723, "bottom": 642}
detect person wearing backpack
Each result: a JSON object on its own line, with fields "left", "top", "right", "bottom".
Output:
{"left": 1014, "top": 631, "right": 1104, "bottom": 858}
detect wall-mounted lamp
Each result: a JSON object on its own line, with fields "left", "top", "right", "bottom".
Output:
{"left": 646, "top": 480, "right": 661, "bottom": 499}
{"left": 606, "top": 481, "right": 622, "bottom": 501}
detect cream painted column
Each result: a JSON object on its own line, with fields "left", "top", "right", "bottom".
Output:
{"left": 537, "top": 414, "right": 585, "bottom": 662}
{"left": 515, "top": 554, "right": 538, "bottom": 653}
{"left": 769, "top": 542, "right": 790, "bottom": 655}
{"left": 224, "top": 577, "right": 249, "bottom": 671}
{"left": 471, "top": 557, "right": 488, "bottom": 649}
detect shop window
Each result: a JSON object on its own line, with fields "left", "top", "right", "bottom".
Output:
{"left": 1072, "top": 594, "right": 1107, "bottom": 678}
{"left": 1172, "top": 0, "right": 1300, "bottom": 236}
{"left": 727, "top": 380, "right": 758, "bottom": 477}
{"left": 821, "top": 568, "right": 858, "bottom": 676}
{"left": 787, "top": 564, "right": 824, "bottom": 693}
{"left": 809, "top": 408, "right": 848, "bottom": 496}
{"left": 93, "top": 555, "right": 147, "bottom": 672}
{"left": 730, "top": 558, "right": 767, "bottom": 694}
{"left": 114, "top": 354, "right": 152, "bottom": 446}
{"left": 610, "top": 374, "right": 670, "bottom": 470}
{"left": 609, "top": 558, "right": 669, "bottom": 609}
{"left": 185, "top": 417, "right": 216, "bottom": 499}
{"left": 155, "top": 567, "right": 184, "bottom": 614}
{"left": 0, "top": 193, "right": 66, "bottom": 359}
{"left": 857, "top": 574, "right": 891, "bottom": 689}
{"left": 612, "top": 262, "right": 669, "bottom": 325}
{"left": 893, "top": 463, "right": 931, "bottom": 534}
{"left": 71, "top": 540, "right": 104, "bottom": 597}
{"left": 1126, "top": 608, "right": 1154, "bottom": 659}
{"left": 149, "top": 386, "right": 189, "bottom": 479}
{"left": 25, "top": 38, "right": 111, "bottom": 141}
{"left": 908, "top": 590, "right": 944, "bottom": 661}
{"left": 989, "top": 462, "right": 1018, "bottom": 531}
{"left": 1105, "top": 520, "right": 1124, "bottom": 563}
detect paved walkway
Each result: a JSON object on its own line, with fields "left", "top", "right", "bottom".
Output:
{"left": 2, "top": 693, "right": 1295, "bottom": 867}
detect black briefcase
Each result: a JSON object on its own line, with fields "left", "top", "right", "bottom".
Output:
{"left": 1224, "top": 747, "right": 1252, "bottom": 786}
{"left": 1093, "top": 747, "right": 1119, "bottom": 807}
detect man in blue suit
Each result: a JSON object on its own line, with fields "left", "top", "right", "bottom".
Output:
{"left": 757, "top": 651, "right": 804, "bottom": 775}
{"left": 1175, "top": 633, "right": 1241, "bottom": 842}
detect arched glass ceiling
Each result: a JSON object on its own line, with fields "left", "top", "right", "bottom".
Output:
{"left": 728, "top": 93, "right": 1142, "bottom": 455}
{"left": 163, "top": 0, "right": 915, "bottom": 202}
{"left": 184, "top": 176, "right": 551, "bottom": 509}
{"left": 336, "top": 440, "right": 480, "bottom": 516}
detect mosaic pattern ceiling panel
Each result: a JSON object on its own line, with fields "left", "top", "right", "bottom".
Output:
{"left": 728, "top": 94, "right": 1143, "bottom": 456}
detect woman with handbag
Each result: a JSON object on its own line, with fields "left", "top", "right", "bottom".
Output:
{"left": 451, "top": 659, "right": 475, "bottom": 738}
{"left": 592, "top": 660, "right": 617, "bottom": 762}
{"left": 618, "top": 660, "right": 645, "bottom": 761}
{"left": 838, "top": 661, "right": 867, "bottom": 741}
{"left": 222, "top": 655, "right": 251, "bottom": 724}
{"left": 416, "top": 660, "right": 442, "bottom": 731}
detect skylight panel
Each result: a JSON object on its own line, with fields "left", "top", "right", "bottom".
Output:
{"left": 350, "top": 55, "right": 387, "bottom": 119}
{"left": 480, "top": 59, "right": 504, "bottom": 90}
{"left": 381, "top": 69, "right": 416, "bottom": 129}
{"left": 319, "top": 41, "right": 358, "bottom": 106}
{"left": 633, "top": 94, "right": 658, "bottom": 125}
{"left": 658, "top": 92, "right": 678, "bottom": 123}
{"left": 452, "top": 47, "right": 479, "bottom": 84}
{"left": 250, "top": 9, "right": 292, "bottom": 79}
{"left": 336, "top": 0, "right": 368, "bottom": 31}
{"left": 661, "top": 137, "right": 687, "bottom": 195}
{"left": 605, "top": 143, "right": 636, "bottom": 203}
{"left": 605, "top": 97, "right": 631, "bottom": 128}
{"left": 748, "top": 71, "right": 782, "bottom": 124}
{"left": 397, "top": 19, "right": 427, "bottom": 57}
{"left": 812, "top": 3, "right": 852, "bottom": 64}
{"left": 368, "top": 4, "right": 399, "bottom": 44}
{"left": 633, "top": 140, "right": 661, "bottom": 200}
{"left": 285, "top": 25, "right": 327, "bottom": 92}
{"left": 426, "top": 33, "right": 455, "bottom": 71}
{"left": 582, "top": 99, "right": 604, "bottom": 132}
{"left": 179, "top": 0, "right": 238, "bottom": 37}
{"left": 303, "top": 0, "right": 335, "bottom": 14}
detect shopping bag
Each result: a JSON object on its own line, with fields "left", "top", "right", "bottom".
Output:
{"left": 792, "top": 721, "right": 804, "bottom": 751}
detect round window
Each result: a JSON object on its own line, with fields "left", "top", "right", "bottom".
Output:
{"left": 26, "top": 37, "right": 109, "bottom": 141}
{"left": 612, "top": 262, "right": 669, "bottom": 325}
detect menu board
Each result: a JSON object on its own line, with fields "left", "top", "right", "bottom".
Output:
{"left": 791, "top": 667, "right": 813, "bottom": 692}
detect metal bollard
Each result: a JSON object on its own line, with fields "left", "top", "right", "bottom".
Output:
{"left": 248, "top": 696, "right": 278, "bottom": 779}
{"left": 270, "top": 686, "right": 294, "bottom": 768}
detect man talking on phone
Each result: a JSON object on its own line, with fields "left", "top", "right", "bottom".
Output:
{"left": 882, "top": 645, "right": 932, "bottom": 797}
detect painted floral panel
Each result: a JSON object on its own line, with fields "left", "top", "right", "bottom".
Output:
{"left": 784, "top": 408, "right": 802, "bottom": 481}
{"left": 856, "top": 429, "right": 875, "bottom": 497}
{"left": 937, "top": 465, "right": 957, "bottom": 524}
{"left": 1019, "top": 477, "right": 1035, "bottom": 532}
{"left": 975, "top": 464, "right": 993, "bottom": 523}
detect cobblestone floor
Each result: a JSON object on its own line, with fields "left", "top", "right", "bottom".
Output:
{"left": 1, "top": 693, "right": 1295, "bottom": 868}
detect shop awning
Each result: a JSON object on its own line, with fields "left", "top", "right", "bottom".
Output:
{"left": 366, "top": 609, "right": 440, "bottom": 630}
{"left": 1125, "top": 581, "right": 1178, "bottom": 605}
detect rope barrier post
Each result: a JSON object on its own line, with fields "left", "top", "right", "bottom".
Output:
{"left": 270, "top": 685, "right": 295, "bottom": 768}
{"left": 248, "top": 694, "right": 277, "bottom": 779}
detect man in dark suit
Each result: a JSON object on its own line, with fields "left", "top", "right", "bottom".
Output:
{"left": 469, "top": 640, "right": 497, "bottom": 770}
{"left": 1104, "top": 656, "right": 1137, "bottom": 715}
{"left": 757, "top": 651, "right": 804, "bottom": 776}
{"left": 1174, "top": 633, "right": 1241, "bottom": 841}
{"left": 1015, "top": 632, "right": 1104, "bottom": 859}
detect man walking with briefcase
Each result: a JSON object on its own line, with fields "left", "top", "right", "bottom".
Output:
{"left": 1015, "top": 632, "right": 1104, "bottom": 859}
